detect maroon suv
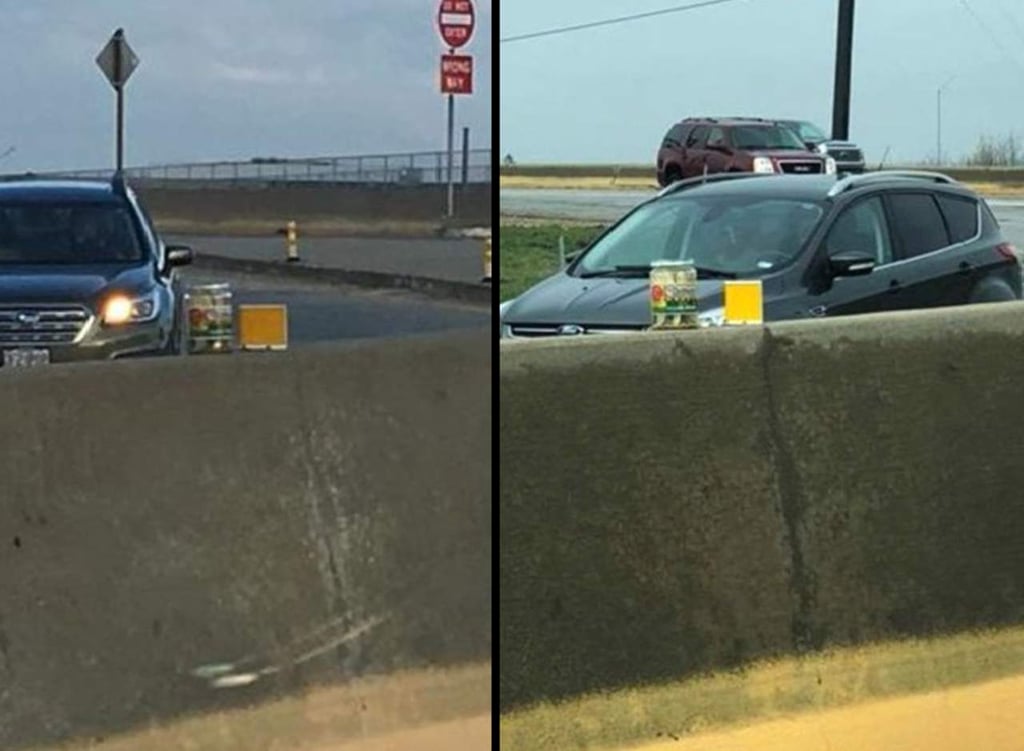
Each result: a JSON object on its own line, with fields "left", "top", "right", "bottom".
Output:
{"left": 656, "top": 117, "right": 835, "bottom": 186}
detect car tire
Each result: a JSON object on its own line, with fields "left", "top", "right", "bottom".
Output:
{"left": 968, "top": 280, "right": 1017, "bottom": 304}
{"left": 663, "top": 166, "right": 683, "bottom": 185}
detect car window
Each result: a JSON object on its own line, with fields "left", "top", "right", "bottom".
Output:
{"left": 825, "top": 196, "right": 894, "bottom": 265}
{"left": 886, "top": 192, "right": 951, "bottom": 259}
{"left": 731, "top": 125, "right": 806, "bottom": 150}
{"left": 935, "top": 194, "right": 979, "bottom": 244}
{"left": 686, "top": 125, "right": 708, "bottom": 148}
{"left": 663, "top": 124, "right": 687, "bottom": 146}
{"left": 0, "top": 203, "right": 143, "bottom": 264}
{"left": 707, "top": 127, "right": 726, "bottom": 147}
{"left": 575, "top": 195, "right": 823, "bottom": 276}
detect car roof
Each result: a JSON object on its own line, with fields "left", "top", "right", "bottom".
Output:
{"left": 0, "top": 178, "right": 121, "bottom": 203}
{"left": 656, "top": 174, "right": 981, "bottom": 204}
{"left": 659, "top": 175, "right": 837, "bottom": 202}
{"left": 681, "top": 118, "right": 782, "bottom": 127}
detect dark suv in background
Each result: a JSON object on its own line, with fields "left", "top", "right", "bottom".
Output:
{"left": 656, "top": 117, "right": 834, "bottom": 186}
{"left": 0, "top": 173, "right": 193, "bottom": 366}
{"left": 775, "top": 118, "right": 866, "bottom": 174}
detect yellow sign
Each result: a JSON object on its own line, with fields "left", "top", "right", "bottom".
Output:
{"left": 237, "top": 305, "right": 288, "bottom": 350}
{"left": 723, "top": 280, "right": 763, "bottom": 325}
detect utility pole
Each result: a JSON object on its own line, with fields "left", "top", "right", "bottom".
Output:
{"left": 831, "top": 0, "right": 855, "bottom": 141}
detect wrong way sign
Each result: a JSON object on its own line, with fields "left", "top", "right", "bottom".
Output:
{"left": 437, "top": 0, "right": 474, "bottom": 49}
{"left": 440, "top": 54, "right": 473, "bottom": 94}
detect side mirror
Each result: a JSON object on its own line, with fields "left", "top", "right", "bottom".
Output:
{"left": 165, "top": 244, "right": 194, "bottom": 268}
{"left": 829, "top": 251, "right": 876, "bottom": 277}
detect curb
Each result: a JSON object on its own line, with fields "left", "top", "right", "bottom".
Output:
{"left": 193, "top": 253, "right": 493, "bottom": 306}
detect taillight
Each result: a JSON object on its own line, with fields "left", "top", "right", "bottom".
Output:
{"left": 996, "top": 243, "right": 1019, "bottom": 263}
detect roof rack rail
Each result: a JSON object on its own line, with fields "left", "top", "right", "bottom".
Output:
{"left": 657, "top": 171, "right": 773, "bottom": 198}
{"left": 826, "top": 170, "right": 957, "bottom": 198}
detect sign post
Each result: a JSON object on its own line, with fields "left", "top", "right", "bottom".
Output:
{"left": 437, "top": 0, "right": 475, "bottom": 219}
{"left": 95, "top": 28, "right": 140, "bottom": 172}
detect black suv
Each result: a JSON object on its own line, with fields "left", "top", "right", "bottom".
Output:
{"left": 499, "top": 171, "right": 1021, "bottom": 337}
{"left": 0, "top": 173, "right": 193, "bottom": 365}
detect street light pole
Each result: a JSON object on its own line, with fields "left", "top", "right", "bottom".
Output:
{"left": 831, "top": 0, "right": 855, "bottom": 141}
{"left": 937, "top": 76, "right": 955, "bottom": 166}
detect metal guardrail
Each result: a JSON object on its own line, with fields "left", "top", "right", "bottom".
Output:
{"left": 7, "top": 149, "right": 493, "bottom": 186}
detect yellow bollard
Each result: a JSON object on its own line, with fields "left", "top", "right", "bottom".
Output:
{"left": 285, "top": 220, "right": 299, "bottom": 262}
{"left": 481, "top": 236, "right": 492, "bottom": 283}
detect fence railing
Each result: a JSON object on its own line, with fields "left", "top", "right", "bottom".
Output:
{"left": 9, "top": 149, "right": 493, "bottom": 186}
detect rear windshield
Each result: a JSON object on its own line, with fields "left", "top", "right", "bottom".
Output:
{"left": 0, "top": 202, "right": 143, "bottom": 264}
{"left": 731, "top": 125, "right": 807, "bottom": 151}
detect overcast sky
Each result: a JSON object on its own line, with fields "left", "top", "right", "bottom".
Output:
{"left": 500, "top": 0, "right": 1024, "bottom": 166}
{"left": 0, "top": 0, "right": 491, "bottom": 172}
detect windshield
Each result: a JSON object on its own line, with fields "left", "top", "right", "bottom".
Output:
{"left": 789, "top": 120, "right": 828, "bottom": 143}
{"left": 0, "top": 203, "right": 143, "bottom": 264}
{"left": 732, "top": 125, "right": 807, "bottom": 151}
{"left": 575, "top": 194, "right": 824, "bottom": 276}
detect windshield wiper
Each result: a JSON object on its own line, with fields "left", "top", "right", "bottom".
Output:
{"left": 579, "top": 264, "right": 736, "bottom": 280}
{"left": 578, "top": 265, "right": 652, "bottom": 278}
{"left": 694, "top": 266, "right": 736, "bottom": 279}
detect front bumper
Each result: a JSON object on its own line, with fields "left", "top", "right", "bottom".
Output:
{"left": 0, "top": 317, "right": 171, "bottom": 364}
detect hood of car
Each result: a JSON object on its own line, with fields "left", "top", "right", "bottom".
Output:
{"left": 503, "top": 272, "right": 754, "bottom": 329}
{"left": 752, "top": 149, "right": 826, "bottom": 161}
{"left": 0, "top": 263, "right": 155, "bottom": 306}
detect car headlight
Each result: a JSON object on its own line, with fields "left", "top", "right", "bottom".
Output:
{"left": 816, "top": 143, "right": 830, "bottom": 155}
{"left": 752, "top": 157, "right": 775, "bottom": 174}
{"left": 825, "top": 156, "right": 837, "bottom": 174}
{"left": 103, "top": 290, "right": 160, "bottom": 325}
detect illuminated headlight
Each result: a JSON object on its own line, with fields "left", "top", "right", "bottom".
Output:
{"left": 752, "top": 157, "right": 775, "bottom": 174}
{"left": 825, "top": 156, "right": 837, "bottom": 174}
{"left": 698, "top": 307, "right": 725, "bottom": 327}
{"left": 102, "top": 290, "right": 160, "bottom": 325}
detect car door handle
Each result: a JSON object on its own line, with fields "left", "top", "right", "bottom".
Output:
{"left": 958, "top": 261, "right": 973, "bottom": 276}
{"left": 888, "top": 279, "right": 902, "bottom": 293}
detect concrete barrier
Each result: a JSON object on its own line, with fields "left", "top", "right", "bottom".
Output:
{"left": 0, "top": 331, "right": 490, "bottom": 750}
{"left": 500, "top": 303, "right": 1024, "bottom": 712}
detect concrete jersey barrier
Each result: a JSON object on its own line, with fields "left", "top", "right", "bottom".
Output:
{"left": 500, "top": 303, "right": 1024, "bottom": 711}
{"left": 0, "top": 330, "right": 491, "bottom": 750}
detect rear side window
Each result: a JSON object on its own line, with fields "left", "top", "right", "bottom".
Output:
{"left": 886, "top": 193, "right": 950, "bottom": 259}
{"left": 935, "top": 194, "right": 978, "bottom": 244}
{"left": 686, "top": 125, "right": 708, "bottom": 148}
{"left": 663, "top": 124, "right": 688, "bottom": 147}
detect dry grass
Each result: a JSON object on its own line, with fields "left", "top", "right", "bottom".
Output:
{"left": 629, "top": 672, "right": 1024, "bottom": 751}
{"left": 500, "top": 626, "right": 1024, "bottom": 751}
{"left": 48, "top": 662, "right": 490, "bottom": 751}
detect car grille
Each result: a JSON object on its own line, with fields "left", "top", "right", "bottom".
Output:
{"left": 829, "top": 148, "right": 863, "bottom": 162}
{"left": 0, "top": 306, "right": 91, "bottom": 346}
{"left": 778, "top": 160, "right": 824, "bottom": 174}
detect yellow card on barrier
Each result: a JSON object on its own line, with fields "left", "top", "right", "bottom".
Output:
{"left": 723, "top": 280, "right": 763, "bottom": 325}
{"left": 237, "top": 305, "right": 288, "bottom": 350}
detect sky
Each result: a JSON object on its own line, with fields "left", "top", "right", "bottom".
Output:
{"left": 500, "top": 0, "right": 1024, "bottom": 166}
{"left": 0, "top": 0, "right": 491, "bottom": 172}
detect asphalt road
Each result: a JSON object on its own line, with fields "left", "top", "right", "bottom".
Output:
{"left": 179, "top": 266, "right": 489, "bottom": 346}
{"left": 500, "top": 188, "right": 1024, "bottom": 247}
{"left": 171, "top": 235, "right": 486, "bottom": 285}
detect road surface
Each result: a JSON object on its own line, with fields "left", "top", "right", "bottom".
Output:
{"left": 500, "top": 187, "right": 1024, "bottom": 247}
{"left": 180, "top": 266, "right": 489, "bottom": 346}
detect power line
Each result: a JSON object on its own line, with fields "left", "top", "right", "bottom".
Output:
{"left": 500, "top": 0, "right": 753, "bottom": 44}
{"left": 956, "top": 0, "right": 1024, "bottom": 75}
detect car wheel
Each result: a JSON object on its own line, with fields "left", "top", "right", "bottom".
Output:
{"left": 664, "top": 166, "right": 683, "bottom": 185}
{"left": 968, "top": 280, "right": 1016, "bottom": 304}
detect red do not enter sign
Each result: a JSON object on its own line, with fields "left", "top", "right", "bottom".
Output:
{"left": 438, "top": 0, "right": 474, "bottom": 49}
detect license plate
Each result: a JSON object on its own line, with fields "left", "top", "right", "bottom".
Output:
{"left": 3, "top": 349, "right": 50, "bottom": 368}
